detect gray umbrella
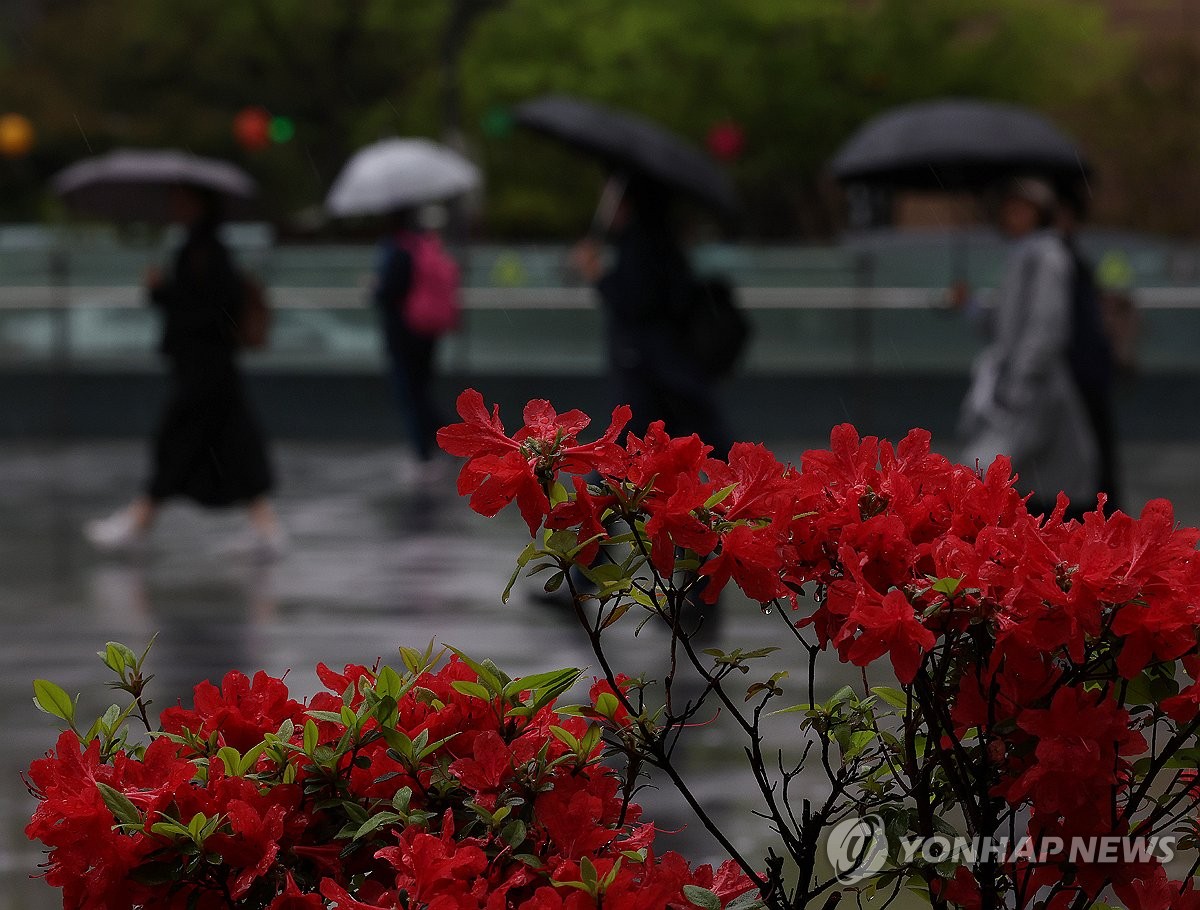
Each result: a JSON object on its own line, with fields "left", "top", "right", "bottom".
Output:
{"left": 513, "top": 94, "right": 739, "bottom": 218}
{"left": 52, "top": 148, "right": 257, "bottom": 222}
{"left": 830, "top": 99, "right": 1089, "bottom": 190}
{"left": 325, "top": 138, "right": 481, "bottom": 217}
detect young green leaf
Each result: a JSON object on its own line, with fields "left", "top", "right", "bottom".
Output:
{"left": 33, "top": 679, "right": 76, "bottom": 724}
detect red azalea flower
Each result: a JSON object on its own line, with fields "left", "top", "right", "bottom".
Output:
{"left": 624, "top": 422, "right": 711, "bottom": 493}
{"left": 457, "top": 450, "right": 551, "bottom": 534}
{"left": 267, "top": 873, "right": 324, "bottom": 909}
{"left": 436, "top": 388, "right": 519, "bottom": 461}
{"left": 546, "top": 477, "right": 615, "bottom": 565}
{"left": 319, "top": 878, "right": 400, "bottom": 909}
{"left": 160, "top": 669, "right": 306, "bottom": 753}
{"left": 643, "top": 472, "right": 719, "bottom": 574}
{"left": 448, "top": 730, "right": 514, "bottom": 810}
{"left": 837, "top": 588, "right": 936, "bottom": 684}
{"left": 439, "top": 390, "right": 631, "bottom": 534}
{"left": 698, "top": 521, "right": 787, "bottom": 604}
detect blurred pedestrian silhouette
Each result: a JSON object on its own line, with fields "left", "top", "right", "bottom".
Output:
{"left": 571, "top": 176, "right": 732, "bottom": 454}
{"left": 1058, "top": 183, "right": 1120, "bottom": 513}
{"left": 85, "top": 185, "right": 283, "bottom": 556}
{"left": 371, "top": 207, "right": 459, "bottom": 479}
{"left": 957, "top": 177, "right": 1100, "bottom": 518}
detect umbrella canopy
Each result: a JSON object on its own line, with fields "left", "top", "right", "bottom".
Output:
{"left": 325, "top": 139, "right": 481, "bottom": 217}
{"left": 513, "top": 94, "right": 739, "bottom": 217}
{"left": 830, "top": 99, "right": 1089, "bottom": 190}
{"left": 52, "top": 148, "right": 257, "bottom": 222}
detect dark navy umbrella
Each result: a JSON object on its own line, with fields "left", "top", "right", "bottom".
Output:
{"left": 513, "top": 94, "right": 739, "bottom": 217}
{"left": 52, "top": 148, "right": 257, "bottom": 222}
{"left": 830, "top": 99, "right": 1089, "bottom": 189}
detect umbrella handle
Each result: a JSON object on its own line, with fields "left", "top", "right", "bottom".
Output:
{"left": 590, "top": 173, "right": 628, "bottom": 239}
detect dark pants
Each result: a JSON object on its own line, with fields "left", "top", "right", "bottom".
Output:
{"left": 385, "top": 328, "right": 440, "bottom": 462}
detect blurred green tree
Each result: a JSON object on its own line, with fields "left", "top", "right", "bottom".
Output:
{"left": 0, "top": 0, "right": 1130, "bottom": 236}
{"left": 462, "top": 0, "right": 1125, "bottom": 236}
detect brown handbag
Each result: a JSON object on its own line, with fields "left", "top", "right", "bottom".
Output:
{"left": 238, "top": 275, "right": 271, "bottom": 349}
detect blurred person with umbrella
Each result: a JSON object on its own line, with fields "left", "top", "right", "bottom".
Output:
{"left": 326, "top": 138, "right": 480, "bottom": 480}
{"left": 514, "top": 94, "right": 741, "bottom": 453}
{"left": 957, "top": 177, "right": 1099, "bottom": 517}
{"left": 831, "top": 99, "right": 1103, "bottom": 514}
{"left": 60, "top": 150, "right": 284, "bottom": 556}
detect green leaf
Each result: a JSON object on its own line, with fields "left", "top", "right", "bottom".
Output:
{"left": 549, "top": 480, "right": 570, "bottom": 507}
{"left": 353, "top": 811, "right": 402, "bottom": 841}
{"left": 600, "top": 601, "right": 633, "bottom": 629}
{"left": 594, "top": 691, "right": 620, "bottom": 718}
{"left": 703, "top": 483, "right": 738, "bottom": 509}
{"left": 216, "top": 747, "right": 242, "bottom": 775}
{"left": 931, "top": 576, "right": 963, "bottom": 596}
{"left": 502, "top": 667, "right": 580, "bottom": 702}
{"left": 826, "top": 685, "right": 855, "bottom": 707}
{"left": 768, "top": 703, "right": 813, "bottom": 716}
{"left": 544, "top": 529, "right": 578, "bottom": 554}
{"left": 100, "top": 642, "right": 136, "bottom": 674}
{"left": 303, "top": 719, "right": 319, "bottom": 756}
{"left": 392, "top": 787, "right": 413, "bottom": 813}
{"left": 550, "top": 726, "right": 580, "bottom": 752}
{"left": 33, "top": 679, "right": 75, "bottom": 723}
{"left": 451, "top": 680, "right": 494, "bottom": 701}
{"left": 871, "top": 686, "right": 909, "bottom": 711}
{"left": 445, "top": 647, "right": 505, "bottom": 693}
{"left": 238, "top": 741, "right": 267, "bottom": 775}
{"left": 503, "top": 541, "right": 539, "bottom": 604}
{"left": 683, "top": 885, "right": 722, "bottom": 910}
{"left": 306, "top": 710, "right": 345, "bottom": 724}
{"left": 96, "top": 782, "right": 142, "bottom": 828}
{"left": 579, "top": 856, "right": 598, "bottom": 890}
{"left": 845, "top": 730, "right": 876, "bottom": 759}
{"left": 376, "top": 665, "right": 403, "bottom": 699}
{"left": 725, "top": 893, "right": 768, "bottom": 910}
{"left": 501, "top": 819, "right": 527, "bottom": 847}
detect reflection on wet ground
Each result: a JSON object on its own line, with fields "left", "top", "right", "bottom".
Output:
{"left": 2, "top": 438, "right": 1196, "bottom": 908}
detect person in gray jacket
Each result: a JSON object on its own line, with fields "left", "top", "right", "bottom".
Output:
{"left": 958, "top": 177, "right": 1100, "bottom": 519}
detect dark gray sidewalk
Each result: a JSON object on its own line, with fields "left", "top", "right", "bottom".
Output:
{"left": 3, "top": 436, "right": 1198, "bottom": 908}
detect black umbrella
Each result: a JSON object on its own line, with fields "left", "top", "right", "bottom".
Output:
{"left": 513, "top": 94, "right": 739, "bottom": 217}
{"left": 830, "top": 99, "right": 1089, "bottom": 190}
{"left": 52, "top": 148, "right": 257, "bottom": 222}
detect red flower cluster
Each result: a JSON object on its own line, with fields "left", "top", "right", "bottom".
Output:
{"left": 441, "top": 392, "right": 1200, "bottom": 909}
{"left": 26, "top": 655, "right": 755, "bottom": 909}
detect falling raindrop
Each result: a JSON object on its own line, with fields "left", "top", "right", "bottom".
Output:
{"left": 760, "top": 603, "right": 773, "bottom": 615}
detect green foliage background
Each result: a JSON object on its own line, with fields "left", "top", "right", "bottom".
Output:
{"left": 1, "top": 0, "right": 1187, "bottom": 237}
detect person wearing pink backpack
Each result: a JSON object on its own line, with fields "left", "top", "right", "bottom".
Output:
{"left": 372, "top": 208, "right": 461, "bottom": 475}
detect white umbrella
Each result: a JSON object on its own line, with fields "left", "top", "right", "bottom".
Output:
{"left": 52, "top": 148, "right": 257, "bottom": 222}
{"left": 325, "top": 138, "right": 481, "bottom": 217}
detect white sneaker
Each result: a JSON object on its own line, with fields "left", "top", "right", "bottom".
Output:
{"left": 245, "top": 525, "right": 288, "bottom": 562}
{"left": 84, "top": 509, "right": 147, "bottom": 555}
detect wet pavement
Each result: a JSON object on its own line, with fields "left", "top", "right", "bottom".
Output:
{"left": 4, "top": 435, "right": 1200, "bottom": 908}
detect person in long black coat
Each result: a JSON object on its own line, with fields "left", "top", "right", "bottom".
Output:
{"left": 572, "top": 177, "right": 731, "bottom": 454}
{"left": 85, "top": 185, "right": 283, "bottom": 556}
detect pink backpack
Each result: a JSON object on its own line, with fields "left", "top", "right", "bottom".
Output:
{"left": 397, "top": 231, "right": 462, "bottom": 337}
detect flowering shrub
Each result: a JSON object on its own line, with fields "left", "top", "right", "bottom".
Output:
{"left": 439, "top": 389, "right": 1200, "bottom": 910}
{"left": 26, "top": 641, "right": 755, "bottom": 909}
